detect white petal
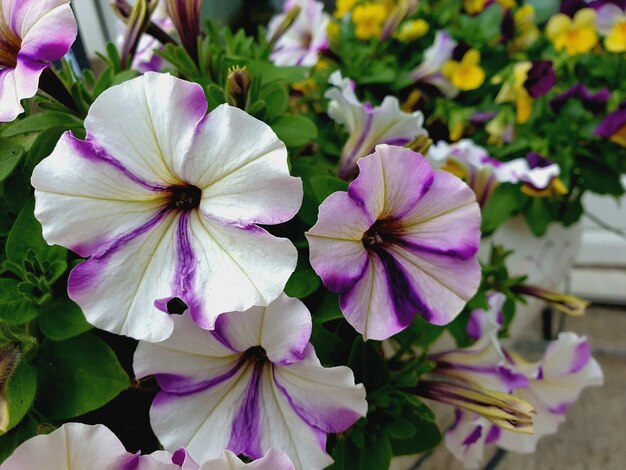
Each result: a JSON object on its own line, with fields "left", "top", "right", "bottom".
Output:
{"left": 184, "top": 105, "right": 301, "bottom": 226}
{"left": 200, "top": 449, "right": 295, "bottom": 470}
{"left": 32, "top": 132, "right": 163, "bottom": 257}
{"left": 182, "top": 212, "right": 297, "bottom": 330}
{"left": 68, "top": 211, "right": 180, "bottom": 342}
{"left": 214, "top": 294, "right": 312, "bottom": 365}
{"left": 84, "top": 73, "right": 207, "bottom": 184}
{"left": 1, "top": 423, "right": 136, "bottom": 469}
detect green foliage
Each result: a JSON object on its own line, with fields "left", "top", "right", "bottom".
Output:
{"left": 0, "top": 140, "right": 25, "bottom": 183}
{"left": 4, "top": 361, "right": 37, "bottom": 431}
{"left": 34, "top": 333, "right": 129, "bottom": 419}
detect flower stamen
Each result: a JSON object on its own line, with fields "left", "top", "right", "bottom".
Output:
{"left": 166, "top": 184, "right": 201, "bottom": 211}
{"left": 0, "top": 21, "right": 21, "bottom": 69}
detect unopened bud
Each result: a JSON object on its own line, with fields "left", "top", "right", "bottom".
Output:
{"left": 226, "top": 66, "right": 252, "bottom": 110}
{"left": 268, "top": 5, "right": 302, "bottom": 48}
{"left": 380, "top": 0, "right": 419, "bottom": 42}
{"left": 405, "top": 134, "right": 432, "bottom": 155}
{"left": 0, "top": 346, "right": 20, "bottom": 434}
{"left": 513, "top": 284, "right": 589, "bottom": 316}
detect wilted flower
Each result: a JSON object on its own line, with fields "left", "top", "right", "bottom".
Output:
{"left": 596, "top": 2, "right": 626, "bottom": 52}
{"left": 546, "top": 8, "right": 598, "bottom": 55}
{"left": 595, "top": 100, "right": 626, "bottom": 146}
{"left": 267, "top": 0, "right": 330, "bottom": 66}
{"left": 1, "top": 422, "right": 177, "bottom": 469}
{"left": 498, "top": 333, "right": 604, "bottom": 453}
{"left": 306, "top": 145, "right": 481, "bottom": 340}
{"left": 550, "top": 83, "right": 610, "bottom": 114}
{"left": 325, "top": 71, "right": 427, "bottom": 179}
{"left": 134, "top": 294, "right": 367, "bottom": 470}
{"left": 32, "top": 73, "right": 302, "bottom": 342}
{"left": 0, "top": 0, "right": 77, "bottom": 122}
{"left": 442, "top": 49, "right": 486, "bottom": 92}
{"left": 410, "top": 31, "right": 459, "bottom": 98}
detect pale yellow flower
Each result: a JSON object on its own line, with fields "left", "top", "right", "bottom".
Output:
{"left": 395, "top": 18, "right": 429, "bottom": 42}
{"left": 546, "top": 9, "right": 598, "bottom": 56}
{"left": 495, "top": 61, "right": 533, "bottom": 124}
{"left": 442, "top": 49, "right": 486, "bottom": 91}
{"left": 352, "top": 3, "right": 388, "bottom": 40}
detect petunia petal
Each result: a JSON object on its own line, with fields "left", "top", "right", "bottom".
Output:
{"left": 214, "top": 294, "right": 312, "bottom": 365}
{"left": 32, "top": 132, "right": 164, "bottom": 257}
{"left": 306, "top": 191, "right": 371, "bottom": 292}
{"left": 400, "top": 170, "right": 481, "bottom": 259}
{"left": 84, "top": 72, "right": 208, "bottom": 184}
{"left": 0, "top": 69, "right": 22, "bottom": 122}
{"left": 179, "top": 212, "right": 297, "bottom": 330}
{"left": 67, "top": 211, "right": 179, "bottom": 342}
{"left": 273, "top": 344, "right": 367, "bottom": 433}
{"left": 348, "top": 145, "right": 434, "bottom": 221}
{"left": 191, "top": 105, "right": 302, "bottom": 226}
{"left": 200, "top": 449, "right": 295, "bottom": 470}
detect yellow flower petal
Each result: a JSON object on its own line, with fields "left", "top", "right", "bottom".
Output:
{"left": 453, "top": 65, "right": 486, "bottom": 91}
{"left": 569, "top": 28, "right": 598, "bottom": 54}
{"left": 606, "top": 22, "right": 626, "bottom": 53}
{"left": 442, "top": 61, "right": 459, "bottom": 80}
{"left": 462, "top": 49, "right": 481, "bottom": 66}
{"left": 573, "top": 8, "right": 597, "bottom": 30}
{"left": 546, "top": 14, "right": 571, "bottom": 41}
{"left": 516, "top": 93, "right": 533, "bottom": 124}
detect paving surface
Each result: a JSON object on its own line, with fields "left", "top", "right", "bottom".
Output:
{"left": 393, "top": 305, "right": 626, "bottom": 470}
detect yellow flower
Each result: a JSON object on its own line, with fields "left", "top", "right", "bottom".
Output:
{"left": 521, "top": 177, "right": 569, "bottom": 197}
{"left": 335, "top": 0, "right": 358, "bottom": 18}
{"left": 546, "top": 9, "right": 598, "bottom": 56}
{"left": 464, "top": 0, "right": 515, "bottom": 14}
{"left": 352, "top": 3, "right": 388, "bottom": 40}
{"left": 395, "top": 18, "right": 429, "bottom": 42}
{"left": 513, "top": 4, "right": 540, "bottom": 49}
{"left": 605, "top": 21, "right": 626, "bottom": 53}
{"left": 442, "top": 49, "right": 486, "bottom": 91}
{"left": 327, "top": 21, "right": 340, "bottom": 42}
{"left": 495, "top": 61, "right": 533, "bottom": 124}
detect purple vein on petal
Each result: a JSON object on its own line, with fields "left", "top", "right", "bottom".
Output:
{"left": 68, "top": 208, "right": 171, "bottom": 296}
{"left": 68, "top": 133, "right": 167, "bottom": 191}
{"left": 227, "top": 362, "right": 265, "bottom": 459}
{"left": 174, "top": 212, "right": 202, "bottom": 322}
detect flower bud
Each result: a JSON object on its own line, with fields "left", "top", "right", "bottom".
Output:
{"left": 268, "top": 5, "right": 301, "bottom": 48}
{"left": 166, "top": 0, "right": 202, "bottom": 62}
{"left": 226, "top": 66, "right": 252, "bottom": 110}
{"left": 513, "top": 284, "right": 589, "bottom": 316}
{"left": 404, "top": 134, "right": 433, "bottom": 155}
{"left": 0, "top": 346, "right": 20, "bottom": 434}
{"left": 119, "top": 0, "right": 160, "bottom": 69}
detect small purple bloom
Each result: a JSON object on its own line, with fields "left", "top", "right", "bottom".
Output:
{"left": 134, "top": 294, "right": 367, "bottom": 470}
{"left": 524, "top": 60, "right": 556, "bottom": 98}
{"left": 0, "top": 0, "right": 77, "bottom": 122}
{"left": 410, "top": 30, "right": 460, "bottom": 98}
{"left": 550, "top": 83, "right": 610, "bottom": 114}
{"left": 306, "top": 145, "right": 482, "bottom": 340}
{"left": 595, "top": 100, "right": 626, "bottom": 146}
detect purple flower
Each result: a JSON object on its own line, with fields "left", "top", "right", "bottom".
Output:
{"left": 524, "top": 60, "right": 556, "bottom": 98}
{"left": 594, "top": 100, "right": 626, "bottom": 146}
{"left": 325, "top": 71, "right": 427, "bottom": 180}
{"left": 550, "top": 83, "right": 610, "bottom": 114}
{"left": 134, "top": 294, "right": 367, "bottom": 470}
{"left": 267, "top": 0, "right": 329, "bottom": 66}
{"left": 410, "top": 30, "right": 460, "bottom": 98}
{"left": 0, "top": 0, "right": 77, "bottom": 122}
{"left": 32, "top": 73, "right": 303, "bottom": 342}
{"left": 306, "top": 145, "right": 482, "bottom": 340}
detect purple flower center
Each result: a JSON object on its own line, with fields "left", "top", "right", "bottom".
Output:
{"left": 0, "top": 21, "right": 21, "bottom": 68}
{"left": 244, "top": 346, "right": 268, "bottom": 364}
{"left": 363, "top": 218, "right": 403, "bottom": 248}
{"left": 165, "top": 184, "right": 201, "bottom": 211}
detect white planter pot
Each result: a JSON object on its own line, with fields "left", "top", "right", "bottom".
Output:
{"left": 480, "top": 215, "right": 583, "bottom": 338}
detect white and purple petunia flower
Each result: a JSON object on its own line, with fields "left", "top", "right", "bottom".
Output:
{"left": 267, "top": 0, "right": 329, "bottom": 67}
{"left": 497, "top": 332, "right": 604, "bottom": 453}
{"left": 428, "top": 140, "right": 563, "bottom": 205}
{"left": 410, "top": 30, "right": 459, "bottom": 98}
{"left": 444, "top": 410, "right": 501, "bottom": 469}
{"left": 0, "top": 0, "right": 77, "bottom": 122}
{"left": 0, "top": 422, "right": 178, "bottom": 469}
{"left": 134, "top": 293, "right": 367, "bottom": 470}
{"left": 325, "top": 71, "right": 427, "bottom": 180}
{"left": 428, "top": 293, "right": 528, "bottom": 394}
{"left": 306, "top": 144, "right": 482, "bottom": 340}
{"left": 32, "top": 72, "right": 303, "bottom": 342}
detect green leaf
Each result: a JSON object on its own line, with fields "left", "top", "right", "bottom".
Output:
{"left": 481, "top": 184, "right": 526, "bottom": 234}
{"left": 23, "top": 127, "right": 66, "bottom": 175}
{"left": 389, "top": 395, "right": 441, "bottom": 455}
{"left": 0, "top": 279, "right": 38, "bottom": 326}
{"left": 5, "top": 199, "right": 66, "bottom": 266}
{"left": 361, "top": 433, "right": 393, "bottom": 470}
{"left": 313, "top": 292, "right": 344, "bottom": 323}
{"left": 524, "top": 198, "right": 552, "bottom": 237}
{"left": 284, "top": 263, "right": 321, "bottom": 299}
{"left": 309, "top": 175, "right": 348, "bottom": 204}
{"left": 385, "top": 417, "right": 417, "bottom": 440}
{"left": 271, "top": 115, "right": 318, "bottom": 148}
{"left": 0, "top": 139, "right": 25, "bottom": 183}
{"left": 348, "top": 338, "right": 390, "bottom": 392}
{"left": 38, "top": 298, "right": 92, "bottom": 341}
{"left": 35, "top": 333, "right": 129, "bottom": 419}
{"left": 1, "top": 113, "right": 82, "bottom": 137}
{"left": 4, "top": 361, "right": 37, "bottom": 431}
